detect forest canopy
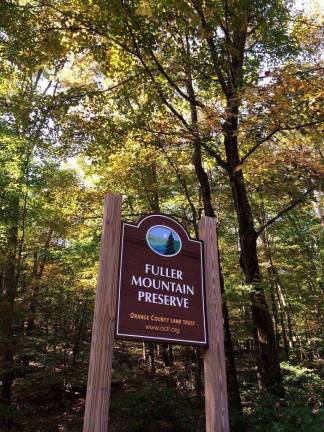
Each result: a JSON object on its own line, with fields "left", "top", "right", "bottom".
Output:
{"left": 0, "top": 0, "right": 323, "bottom": 431}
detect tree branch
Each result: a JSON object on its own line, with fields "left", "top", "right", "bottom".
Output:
{"left": 149, "top": 49, "right": 205, "bottom": 109}
{"left": 37, "top": 0, "right": 137, "bottom": 56}
{"left": 154, "top": 139, "right": 199, "bottom": 236}
{"left": 199, "top": 140, "right": 228, "bottom": 170}
{"left": 241, "top": 120, "right": 324, "bottom": 163}
{"left": 241, "top": 126, "right": 280, "bottom": 163}
{"left": 256, "top": 188, "right": 315, "bottom": 237}
{"left": 191, "top": 0, "right": 229, "bottom": 98}
{"left": 52, "top": 72, "right": 144, "bottom": 105}
{"left": 121, "top": 7, "right": 190, "bottom": 130}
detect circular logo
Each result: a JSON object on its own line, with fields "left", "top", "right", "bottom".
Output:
{"left": 146, "top": 225, "right": 182, "bottom": 257}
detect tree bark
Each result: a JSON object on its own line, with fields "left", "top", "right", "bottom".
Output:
{"left": 224, "top": 124, "right": 284, "bottom": 396}
{"left": 187, "top": 78, "right": 244, "bottom": 426}
{"left": 261, "top": 230, "right": 291, "bottom": 360}
{"left": 191, "top": 0, "right": 285, "bottom": 395}
{"left": 26, "top": 229, "right": 53, "bottom": 332}
{"left": 0, "top": 197, "right": 19, "bottom": 406}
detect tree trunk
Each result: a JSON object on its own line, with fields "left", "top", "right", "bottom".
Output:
{"left": 262, "top": 231, "right": 291, "bottom": 361}
{"left": 0, "top": 198, "right": 19, "bottom": 406}
{"left": 192, "top": 347, "right": 203, "bottom": 404}
{"left": 26, "top": 229, "right": 53, "bottom": 332}
{"left": 187, "top": 75, "right": 244, "bottom": 427}
{"left": 192, "top": 0, "right": 284, "bottom": 395}
{"left": 224, "top": 125, "right": 284, "bottom": 396}
{"left": 161, "top": 343, "right": 172, "bottom": 367}
{"left": 147, "top": 342, "right": 156, "bottom": 375}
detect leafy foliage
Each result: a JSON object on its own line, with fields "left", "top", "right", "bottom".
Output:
{"left": 0, "top": 0, "right": 323, "bottom": 431}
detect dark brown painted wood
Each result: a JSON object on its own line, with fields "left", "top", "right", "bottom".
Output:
{"left": 116, "top": 214, "right": 207, "bottom": 345}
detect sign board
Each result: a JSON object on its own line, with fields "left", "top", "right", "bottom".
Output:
{"left": 84, "top": 196, "right": 229, "bottom": 432}
{"left": 116, "top": 214, "right": 207, "bottom": 345}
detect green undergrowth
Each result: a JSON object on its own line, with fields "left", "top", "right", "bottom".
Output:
{"left": 246, "top": 362, "right": 323, "bottom": 432}
{"left": 109, "top": 379, "right": 204, "bottom": 432}
{"left": 3, "top": 346, "right": 323, "bottom": 432}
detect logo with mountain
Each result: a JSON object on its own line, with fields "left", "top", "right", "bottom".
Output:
{"left": 146, "top": 225, "right": 182, "bottom": 257}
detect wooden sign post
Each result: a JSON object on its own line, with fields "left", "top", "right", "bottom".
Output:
{"left": 83, "top": 193, "right": 122, "bottom": 432}
{"left": 199, "top": 216, "right": 230, "bottom": 432}
{"left": 83, "top": 195, "right": 229, "bottom": 432}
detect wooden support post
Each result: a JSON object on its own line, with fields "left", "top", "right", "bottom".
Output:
{"left": 83, "top": 193, "right": 122, "bottom": 432}
{"left": 199, "top": 217, "right": 229, "bottom": 432}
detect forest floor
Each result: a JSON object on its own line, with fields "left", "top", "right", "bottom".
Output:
{"left": 5, "top": 341, "right": 323, "bottom": 432}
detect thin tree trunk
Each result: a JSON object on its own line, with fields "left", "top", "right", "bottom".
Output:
{"left": 26, "top": 229, "right": 53, "bottom": 332}
{"left": 266, "top": 239, "right": 290, "bottom": 359}
{"left": 72, "top": 299, "right": 89, "bottom": 367}
{"left": 147, "top": 343, "right": 156, "bottom": 375}
{"left": 144, "top": 162, "right": 161, "bottom": 374}
{"left": 0, "top": 197, "right": 19, "bottom": 406}
{"left": 192, "top": 347, "right": 203, "bottom": 404}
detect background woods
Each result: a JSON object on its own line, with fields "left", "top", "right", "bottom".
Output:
{"left": 0, "top": 0, "right": 323, "bottom": 431}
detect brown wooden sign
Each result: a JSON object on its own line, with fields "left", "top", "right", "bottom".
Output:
{"left": 84, "top": 196, "right": 229, "bottom": 432}
{"left": 116, "top": 214, "right": 207, "bottom": 345}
